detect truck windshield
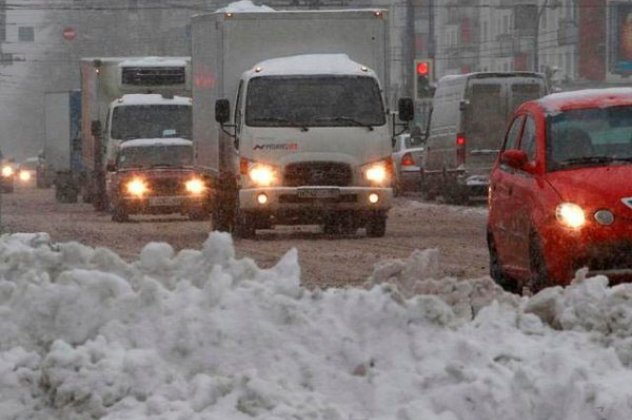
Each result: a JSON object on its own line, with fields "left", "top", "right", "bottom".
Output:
{"left": 245, "top": 76, "right": 386, "bottom": 127}
{"left": 117, "top": 145, "right": 193, "bottom": 169}
{"left": 111, "top": 105, "right": 192, "bottom": 140}
{"left": 547, "top": 106, "right": 632, "bottom": 171}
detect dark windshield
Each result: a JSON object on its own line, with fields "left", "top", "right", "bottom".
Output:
{"left": 116, "top": 145, "right": 193, "bottom": 169}
{"left": 547, "top": 106, "right": 632, "bottom": 171}
{"left": 111, "top": 105, "right": 191, "bottom": 140}
{"left": 245, "top": 75, "right": 386, "bottom": 127}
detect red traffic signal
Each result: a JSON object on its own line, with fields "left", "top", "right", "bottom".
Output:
{"left": 416, "top": 61, "right": 429, "bottom": 76}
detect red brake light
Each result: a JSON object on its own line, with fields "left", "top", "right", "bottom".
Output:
{"left": 401, "top": 152, "right": 415, "bottom": 166}
{"left": 456, "top": 133, "right": 466, "bottom": 166}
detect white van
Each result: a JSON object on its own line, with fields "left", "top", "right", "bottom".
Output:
{"left": 421, "top": 72, "right": 547, "bottom": 204}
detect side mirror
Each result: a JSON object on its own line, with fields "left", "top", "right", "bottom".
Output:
{"left": 106, "top": 161, "right": 116, "bottom": 172}
{"left": 459, "top": 99, "right": 469, "bottom": 112}
{"left": 91, "top": 120, "right": 102, "bottom": 136}
{"left": 500, "top": 149, "right": 528, "bottom": 170}
{"left": 398, "top": 98, "right": 414, "bottom": 122}
{"left": 215, "top": 99, "right": 230, "bottom": 124}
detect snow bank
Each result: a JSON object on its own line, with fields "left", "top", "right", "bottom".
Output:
{"left": 2, "top": 232, "right": 632, "bottom": 419}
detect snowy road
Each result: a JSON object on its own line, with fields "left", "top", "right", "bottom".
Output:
{"left": 1, "top": 188, "right": 490, "bottom": 287}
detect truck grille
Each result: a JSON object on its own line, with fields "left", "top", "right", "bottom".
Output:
{"left": 149, "top": 178, "right": 183, "bottom": 196}
{"left": 283, "top": 162, "right": 352, "bottom": 187}
{"left": 121, "top": 66, "right": 186, "bottom": 86}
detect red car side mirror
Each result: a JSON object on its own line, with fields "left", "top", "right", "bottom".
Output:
{"left": 500, "top": 149, "right": 528, "bottom": 170}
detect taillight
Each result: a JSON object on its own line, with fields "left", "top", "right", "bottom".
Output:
{"left": 456, "top": 133, "right": 466, "bottom": 166}
{"left": 401, "top": 152, "right": 415, "bottom": 166}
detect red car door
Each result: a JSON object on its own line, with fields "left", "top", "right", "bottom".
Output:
{"left": 489, "top": 115, "right": 525, "bottom": 269}
{"left": 506, "top": 114, "right": 540, "bottom": 272}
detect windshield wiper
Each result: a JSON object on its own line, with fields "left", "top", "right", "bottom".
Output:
{"left": 255, "top": 117, "right": 309, "bottom": 131}
{"left": 150, "top": 163, "right": 176, "bottom": 168}
{"left": 316, "top": 116, "right": 374, "bottom": 131}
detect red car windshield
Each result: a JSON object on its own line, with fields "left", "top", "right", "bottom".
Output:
{"left": 547, "top": 106, "right": 632, "bottom": 171}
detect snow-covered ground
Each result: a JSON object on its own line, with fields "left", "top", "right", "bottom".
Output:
{"left": 2, "top": 232, "right": 632, "bottom": 419}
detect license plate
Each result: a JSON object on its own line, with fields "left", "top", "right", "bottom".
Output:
{"left": 297, "top": 188, "right": 340, "bottom": 198}
{"left": 148, "top": 196, "right": 182, "bottom": 206}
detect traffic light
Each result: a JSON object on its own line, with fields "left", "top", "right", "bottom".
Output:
{"left": 414, "top": 59, "right": 433, "bottom": 100}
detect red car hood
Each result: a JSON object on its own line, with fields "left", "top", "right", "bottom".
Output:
{"left": 546, "top": 165, "right": 632, "bottom": 211}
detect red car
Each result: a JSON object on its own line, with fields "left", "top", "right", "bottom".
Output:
{"left": 487, "top": 88, "right": 632, "bottom": 293}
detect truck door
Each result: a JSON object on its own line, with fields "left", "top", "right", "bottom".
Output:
{"left": 464, "top": 81, "right": 505, "bottom": 171}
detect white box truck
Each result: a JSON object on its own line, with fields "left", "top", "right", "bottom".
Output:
{"left": 192, "top": 8, "right": 413, "bottom": 238}
{"left": 44, "top": 90, "right": 82, "bottom": 202}
{"left": 80, "top": 56, "right": 192, "bottom": 210}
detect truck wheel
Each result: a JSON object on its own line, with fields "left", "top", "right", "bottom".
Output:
{"left": 189, "top": 208, "right": 210, "bottom": 221}
{"left": 419, "top": 172, "right": 437, "bottom": 201}
{"left": 212, "top": 207, "right": 232, "bottom": 232}
{"left": 443, "top": 181, "right": 469, "bottom": 205}
{"left": 366, "top": 213, "right": 386, "bottom": 237}
{"left": 111, "top": 205, "right": 129, "bottom": 223}
{"left": 234, "top": 211, "right": 256, "bottom": 239}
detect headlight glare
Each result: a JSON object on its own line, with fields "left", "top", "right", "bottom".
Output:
{"left": 249, "top": 164, "right": 277, "bottom": 186}
{"left": 185, "top": 178, "right": 206, "bottom": 195}
{"left": 2, "top": 166, "right": 14, "bottom": 177}
{"left": 19, "top": 171, "right": 31, "bottom": 182}
{"left": 363, "top": 158, "right": 393, "bottom": 186}
{"left": 556, "top": 203, "right": 586, "bottom": 229}
{"left": 126, "top": 178, "right": 148, "bottom": 197}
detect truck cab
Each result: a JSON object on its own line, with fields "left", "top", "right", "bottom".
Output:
{"left": 80, "top": 56, "right": 192, "bottom": 211}
{"left": 217, "top": 54, "right": 409, "bottom": 238}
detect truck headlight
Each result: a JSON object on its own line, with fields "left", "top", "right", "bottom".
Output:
{"left": 248, "top": 164, "right": 278, "bottom": 187}
{"left": 185, "top": 178, "right": 206, "bottom": 195}
{"left": 556, "top": 203, "right": 586, "bottom": 229}
{"left": 2, "top": 166, "right": 14, "bottom": 177}
{"left": 126, "top": 178, "right": 149, "bottom": 197}
{"left": 19, "top": 170, "right": 31, "bottom": 182}
{"left": 362, "top": 158, "right": 392, "bottom": 186}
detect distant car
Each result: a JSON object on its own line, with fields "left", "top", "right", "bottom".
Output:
{"left": 1, "top": 158, "right": 16, "bottom": 193}
{"left": 487, "top": 88, "right": 632, "bottom": 294}
{"left": 391, "top": 133, "right": 425, "bottom": 195}
{"left": 17, "top": 157, "right": 40, "bottom": 188}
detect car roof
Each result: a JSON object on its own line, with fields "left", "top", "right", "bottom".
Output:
{"left": 531, "top": 88, "right": 632, "bottom": 114}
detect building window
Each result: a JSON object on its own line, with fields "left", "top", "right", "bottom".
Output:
{"left": 18, "top": 26, "right": 34, "bottom": 42}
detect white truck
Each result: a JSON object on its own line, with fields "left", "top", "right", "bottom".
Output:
{"left": 192, "top": 8, "right": 413, "bottom": 238}
{"left": 44, "top": 90, "right": 82, "bottom": 202}
{"left": 80, "top": 56, "right": 192, "bottom": 210}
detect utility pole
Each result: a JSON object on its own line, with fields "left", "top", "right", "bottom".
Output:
{"left": 533, "top": 0, "right": 561, "bottom": 72}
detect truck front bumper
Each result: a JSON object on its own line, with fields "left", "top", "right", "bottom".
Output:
{"left": 119, "top": 194, "right": 209, "bottom": 215}
{"left": 240, "top": 186, "right": 392, "bottom": 212}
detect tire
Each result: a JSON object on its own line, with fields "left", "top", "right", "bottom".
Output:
{"left": 443, "top": 181, "right": 469, "bottom": 205}
{"left": 487, "top": 232, "right": 520, "bottom": 294}
{"left": 419, "top": 171, "right": 436, "bottom": 201}
{"left": 234, "top": 211, "right": 256, "bottom": 239}
{"left": 111, "top": 204, "right": 129, "bottom": 223}
{"left": 366, "top": 213, "right": 387, "bottom": 238}
{"left": 528, "top": 234, "right": 549, "bottom": 293}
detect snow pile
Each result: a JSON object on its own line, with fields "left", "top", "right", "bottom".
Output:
{"left": 2, "top": 233, "right": 632, "bottom": 419}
